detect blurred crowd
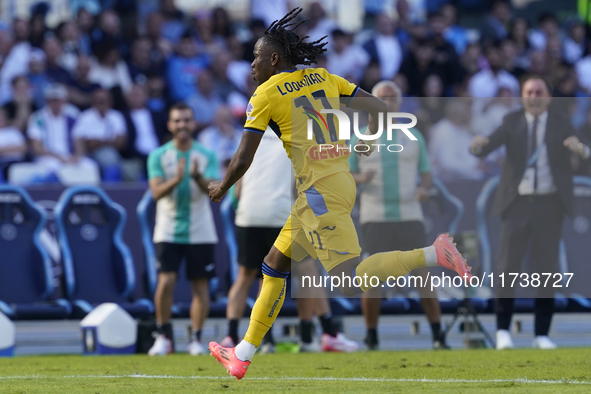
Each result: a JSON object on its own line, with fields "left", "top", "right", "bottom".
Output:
{"left": 0, "top": 0, "right": 590, "bottom": 183}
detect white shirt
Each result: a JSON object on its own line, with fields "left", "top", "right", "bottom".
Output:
{"left": 73, "top": 108, "right": 126, "bottom": 141}
{"left": 374, "top": 34, "right": 402, "bottom": 79}
{"left": 235, "top": 130, "right": 292, "bottom": 228}
{"left": 27, "top": 105, "right": 80, "bottom": 157}
{"left": 429, "top": 118, "right": 484, "bottom": 181}
{"left": 471, "top": 101, "right": 517, "bottom": 164}
{"left": 564, "top": 37, "right": 584, "bottom": 64}
{"left": 0, "top": 42, "right": 31, "bottom": 104}
{"left": 250, "top": 0, "right": 289, "bottom": 27}
{"left": 88, "top": 60, "right": 132, "bottom": 93}
{"left": 130, "top": 108, "right": 159, "bottom": 155}
{"left": 327, "top": 44, "right": 370, "bottom": 82}
{"left": 521, "top": 111, "right": 555, "bottom": 195}
{"left": 528, "top": 29, "right": 547, "bottom": 51}
{"left": 307, "top": 19, "right": 337, "bottom": 45}
{"left": 0, "top": 126, "right": 25, "bottom": 161}
{"left": 198, "top": 125, "right": 242, "bottom": 165}
{"left": 227, "top": 60, "right": 251, "bottom": 93}
{"left": 575, "top": 56, "right": 591, "bottom": 93}
{"left": 472, "top": 100, "right": 517, "bottom": 137}
{"left": 468, "top": 69, "right": 520, "bottom": 98}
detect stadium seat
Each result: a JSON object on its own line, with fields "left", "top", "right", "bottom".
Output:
{"left": 475, "top": 175, "right": 501, "bottom": 284}
{"left": 0, "top": 185, "right": 71, "bottom": 320}
{"left": 559, "top": 176, "right": 591, "bottom": 299}
{"left": 219, "top": 196, "right": 239, "bottom": 284}
{"left": 136, "top": 190, "right": 159, "bottom": 299}
{"left": 136, "top": 190, "right": 225, "bottom": 318}
{"left": 422, "top": 177, "right": 464, "bottom": 242}
{"left": 417, "top": 178, "right": 492, "bottom": 312}
{"left": 54, "top": 186, "right": 153, "bottom": 318}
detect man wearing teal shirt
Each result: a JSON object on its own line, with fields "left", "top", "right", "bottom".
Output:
{"left": 147, "top": 103, "right": 220, "bottom": 356}
{"left": 349, "top": 81, "right": 448, "bottom": 350}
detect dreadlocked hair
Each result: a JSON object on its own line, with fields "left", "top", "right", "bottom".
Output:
{"left": 264, "top": 7, "right": 327, "bottom": 66}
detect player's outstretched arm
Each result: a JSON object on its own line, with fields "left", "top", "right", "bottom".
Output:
{"left": 208, "top": 131, "right": 263, "bottom": 202}
{"left": 347, "top": 89, "right": 388, "bottom": 135}
{"left": 345, "top": 89, "right": 388, "bottom": 156}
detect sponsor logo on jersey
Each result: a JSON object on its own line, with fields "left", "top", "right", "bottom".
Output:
{"left": 246, "top": 102, "right": 255, "bottom": 121}
{"left": 308, "top": 144, "right": 351, "bottom": 160}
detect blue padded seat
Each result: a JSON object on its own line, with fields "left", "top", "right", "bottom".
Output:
{"left": 55, "top": 186, "right": 152, "bottom": 318}
{"left": 422, "top": 178, "right": 464, "bottom": 242}
{"left": 0, "top": 185, "right": 71, "bottom": 319}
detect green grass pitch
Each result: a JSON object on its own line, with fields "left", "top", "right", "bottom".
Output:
{"left": 1, "top": 348, "right": 590, "bottom": 393}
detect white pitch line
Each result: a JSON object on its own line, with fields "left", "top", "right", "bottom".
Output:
{"left": 0, "top": 374, "right": 590, "bottom": 385}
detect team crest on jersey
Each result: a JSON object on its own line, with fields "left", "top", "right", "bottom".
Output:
{"left": 246, "top": 102, "right": 255, "bottom": 120}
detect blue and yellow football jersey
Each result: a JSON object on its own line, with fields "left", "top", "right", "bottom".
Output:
{"left": 244, "top": 68, "right": 359, "bottom": 192}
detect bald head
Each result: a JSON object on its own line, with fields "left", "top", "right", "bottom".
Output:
{"left": 373, "top": 81, "right": 402, "bottom": 112}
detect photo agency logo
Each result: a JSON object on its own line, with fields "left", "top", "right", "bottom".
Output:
{"left": 303, "top": 108, "right": 418, "bottom": 157}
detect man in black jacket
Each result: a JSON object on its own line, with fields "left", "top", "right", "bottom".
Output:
{"left": 470, "top": 76, "right": 590, "bottom": 350}
{"left": 122, "top": 84, "right": 167, "bottom": 179}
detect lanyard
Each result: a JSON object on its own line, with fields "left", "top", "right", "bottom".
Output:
{"left": 527, "top": 142, "right": 544, "bottom": 167}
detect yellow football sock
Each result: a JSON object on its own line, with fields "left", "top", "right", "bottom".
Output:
{"left": 354, "top": 249, "right": 427, "bottom": 292}
{"left": 244, "top": 266, "right": 288, "bottom": 347}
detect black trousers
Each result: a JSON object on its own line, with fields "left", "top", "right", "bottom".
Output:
{"left": 495, "top": 194, "right": 565, "bottom": 336}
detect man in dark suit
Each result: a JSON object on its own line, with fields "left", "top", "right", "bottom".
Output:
{"left": 122, "top": 84, "right": 167, "bottom": 179}
{"left": 362, "top": 13, "right": 403, "bottom": 81}
{"left": 470, "top": 76, "right": 590, "bottom": 350}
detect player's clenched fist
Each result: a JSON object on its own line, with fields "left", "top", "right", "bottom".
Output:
{"left": 563, "top": 135, "right": 587, "bottom": 157}
{"left": 355, "top": 139, "right": 375, "bottom": 157}
{"left": 470, "top": 135, "right": 490, "bottom": 155}
{"left": 208, "top": 181, "right": 226, "bottom": 202}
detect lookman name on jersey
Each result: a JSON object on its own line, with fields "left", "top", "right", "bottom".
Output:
{"left": 243, "top": 67, "right": 358, "bottom": 192}
{"left": 275, "top": 72, "right": 326, "bottom": 95}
